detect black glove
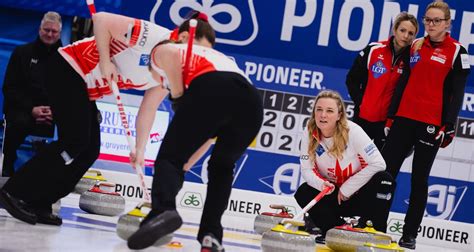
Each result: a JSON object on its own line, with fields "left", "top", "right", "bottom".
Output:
{"left": 435, "top": 123, "right": 455, "bottom": 148}
{"left": 168, "top": 95, "right": 184, "bottom": 112}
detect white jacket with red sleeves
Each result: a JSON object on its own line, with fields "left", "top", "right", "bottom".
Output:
{"left": 299, "top": 120, "right": 386, "bottom": 197}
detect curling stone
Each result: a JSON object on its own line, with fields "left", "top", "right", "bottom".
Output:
{"left": 74, "top": 169, "right": 106, "bottom": 194}
{"left": 116, "top": 202, "right": 173, "bottom": 246}
{"left": 356, "top": 241, "right": 404, "bottom": 251}
{"left": 261, "top": 219, "right": 316, "bottom": 252}
{"left": 254, "top": 204, "right": 294, "bottom": 234}
{"left": 326, "top": 220, "right": 393, "bottom": 252}
{"left": 79, "top": 182, "right": 125, "bottom": 216}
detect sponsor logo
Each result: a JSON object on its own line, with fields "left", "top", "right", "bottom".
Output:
{"left": 300, "top": 154, "right": 309, "bottom": 160}
{"left": 227, "top": 199, "right": 261, "bottom": 215}
{"left": 139, "top": 54, "right": 150, "bottom": 66}
{"left": 424, "top": 184, "right": 468, "bottom": 220}
{"left": 387, "top": 219, "right": 404, "bottom": 235}
{"left": 30, "top": 58, "right": 38, "bottom": 64}
{"left": 418, "top": 139, "right": 434, "bottom": 146}
{"left": 115, "top": 183, "right": 151, "bottom": 199}
{"left": 152, "top": 0, "right": 258, "bottom": 46}
{"left": 376, "top": 192, "right": 392, "bottom": 200}
{"left": 316, "top": 144, "right": 325, "bottom": 156}
{"left": 410, "top": 51, "right": 421, "bottom": 68}
{"left": 460, "top": 54, "right": 470, "bottom": 69}
{"left": 258, "top": 163, "right": 301, "bottom": 195}
{"left": 138, "top": 22, "right": 149, "bottom": 46}
{"left": 180, "top": 192, "right": 203, "bottom": 209}
{"left": 364, "top": 143, "right": 376, "bottom": 156}
{"left": 427, "top": 125, "right": 436, "bottom": 134}
{"left": 462, "top": 92, "right": 474, "bottom": 112}
{"left": 381, "top": 180, "right": 392, "bottom": 185}
{"left": 387, "top": 218, "right": 470, "bottom": 244}
{"left": 431, "top": 55, "right": 446, "bottom": 64}
{"left": 149, "top": 132, "right": 162, "bottom": 144}
{"left": 370, "top": 60, "right": 387, "bottom": 78}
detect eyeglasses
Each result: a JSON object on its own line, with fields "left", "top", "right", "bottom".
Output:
{"left": 422, "top": 17, "right": 448, "bottom": 26}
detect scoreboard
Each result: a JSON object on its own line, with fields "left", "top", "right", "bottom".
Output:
{"left": 254, "top": 88, "right": 355, "bottom": 156}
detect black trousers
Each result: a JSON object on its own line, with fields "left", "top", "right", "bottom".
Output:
{"left": 151, "top": 72, "right": 263, "bottom": 243}
{"left": 354, "top": 116, "right": 386, "bottom": 150}
{"left": 2, "top": 111, "right": 54, "bottom": 177}
{"left": 294, "top": 171, "right": 395, "bottom": 234}
{"left": 3, "top": 52, "right": 100, "bottom": 208}
{"left": 381, "top": 117, "right": 440, "bottom": 237}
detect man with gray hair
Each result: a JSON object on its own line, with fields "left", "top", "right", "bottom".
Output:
{"left": 2, "top": 11, "right": 62, "bottom": 181}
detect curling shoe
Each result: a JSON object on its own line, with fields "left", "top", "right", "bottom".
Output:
{"left": 35, "top": 209, "right": 62, "bottom": 226}
{"left": 399, "top": 234, "right": 416, "bottom": 250}
{"left": 127, "top": 210, "right": 182, "bottom": 250}
{"left": 0, "top": 189, "right": 37, "bottom": 224}
{"left": 315, "top": 234, "right": 326, "bottom": 244}
{"left": 201, "top": 233, "right": 225, "bottom": 252}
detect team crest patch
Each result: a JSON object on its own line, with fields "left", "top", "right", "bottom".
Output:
{"left": 316, "top": 144, "right": 325, "bottom": 156}
{"left": 139, "top": 54, "right": 150, "bottom": 66}
{"left": 371, "top": 60, "right": 387, "bottom": 78}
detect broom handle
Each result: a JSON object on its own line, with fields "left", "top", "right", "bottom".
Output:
{"left": 110, "top": 81, "right": 151, "bottom": 203}
{"left": 86, "top": 0, "right": 151, "bottom": 203}
{"left": 284, "top": 186, "right": 331, "bottom": 229}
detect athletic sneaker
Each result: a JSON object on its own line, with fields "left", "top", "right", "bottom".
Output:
{"left": 201, "top": 233, "right": 225, "bottom": 252}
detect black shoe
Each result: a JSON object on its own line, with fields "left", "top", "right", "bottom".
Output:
{"left": 127, "top": 210, "right": 183, "bottom": 250}
{"left": 29, "top": 203, "right": 62, "bottom": 226}
{"left": 0, "top": 189, "right": 37, "bottom": 224}
{"left": 315, "top": 234, "right": 326, "bottom": 244}
{"left": 36, "top": 211, "right": 62, "bottom": 226}
{"left": 201, "top": 233, "right": 225, "bottom": 252}
{"left": 399, "top": 234, "right": 416, "bottom": 249}
{"left": 301, "top": 215, "right": 321, "bottom": 235}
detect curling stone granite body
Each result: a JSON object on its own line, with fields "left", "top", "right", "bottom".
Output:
{"left": 261, "top": 223, "right": 315, "bottom": 252}
{"left": 74, "top": 170, "right": 106, "bottom": 194}
{"left": 116, "top": 205, "right": 173, "bottom": 246}
{"left": 254, "top": 205, "right": 293, "bottom": 234}
{"left": 79, "top": 182, "right": 125, "bottom": 216}
{"left": 326, "top": 225, "right": 392, "bottom": 251}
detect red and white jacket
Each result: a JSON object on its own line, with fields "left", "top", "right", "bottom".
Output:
{"left": 394, "top": 34, "right": 470, "bottom": 126}
{"left": 346, "top": 37, "right": 408, "bottom": 122}
{"left": 150, "top": 43, "right": 251, "bottom": 89}
{"left": 58, "top": 19, "right": 171, "bottom": 100}
{"left": 299, "top": 121, "right": 386, "bottom": 197}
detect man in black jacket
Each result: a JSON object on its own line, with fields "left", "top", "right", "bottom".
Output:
{"left": 2, "top": 11, "right": 62, "bottom": 177}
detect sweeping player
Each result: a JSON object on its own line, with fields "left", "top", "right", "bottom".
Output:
{"left": 0, "top": 11, "right": 211, "bottom": 226}
{"left": 126, "top": 19, "right": 263, "bottom": 251}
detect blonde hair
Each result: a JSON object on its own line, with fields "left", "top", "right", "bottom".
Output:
{"left": 307, "top": 90, "right": 349, "bottom": 161}
{"left": 414, "top": 1, "right": 451, "bottom": 51}
{"left": 41, "top": 11, "right": 62, "bottom": 30}
{"left": 426, "top": 1, "right": 451, "bottom": 21}
{"left": 393, "top": 11, "right": 419, "bottom": 36}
